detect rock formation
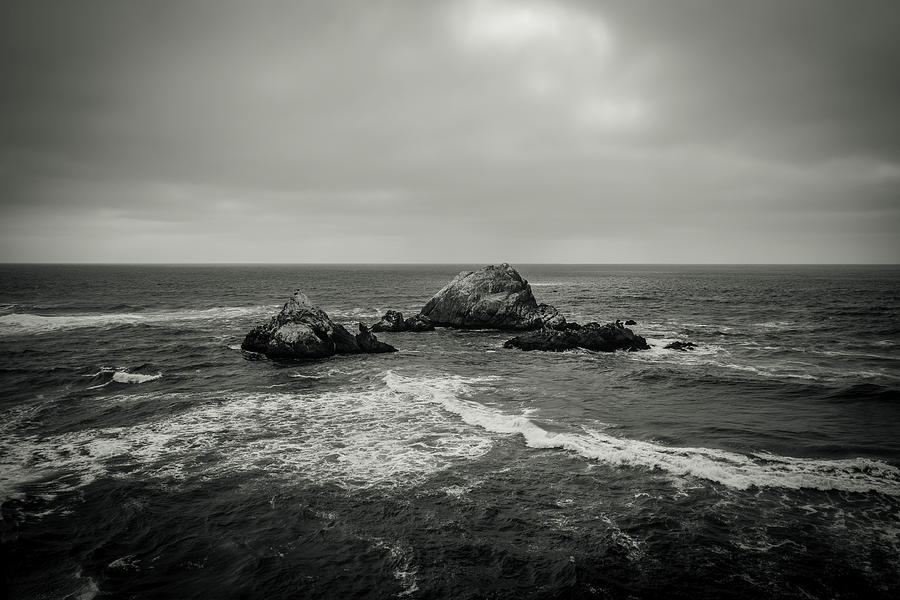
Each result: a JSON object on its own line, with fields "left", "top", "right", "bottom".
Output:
{"left": 371, "top": 310, "right": 435, "bottom": 332}
{"left": 503, "top": 322, "right": 650, "bottom": 353}
{"left": 419, "top": 263, "right": 564, "bottom": 331}
{"left": 403, "top": 314, "right": 435, "bottom": 332}
{"left": 242, "top": 290, "right": 396, "bottom": 359}
{"left": 664, "top": 341, "right": 696, "bottom": 351}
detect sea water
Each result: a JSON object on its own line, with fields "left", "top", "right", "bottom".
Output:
{"left": 1, "top": 264, "right": 898, "bottom": 599}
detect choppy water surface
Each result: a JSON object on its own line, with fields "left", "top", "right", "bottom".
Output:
{"left": 1, "top": 264, "right": 898, "bottom": 599}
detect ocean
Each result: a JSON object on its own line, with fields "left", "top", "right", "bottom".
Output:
{"left": 1, "top": 264, "right": 898, "bottom": 599}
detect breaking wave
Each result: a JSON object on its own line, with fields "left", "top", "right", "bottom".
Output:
{"left": 382, "top": 373, "right": 900, "bottom": 496}
{"left": 0, "top": 375, "right": 495, "bottom": 500}
{"left": 6, "top": 371, "right": 899, "bottom": 505}
{"left": 0, "top": 306, "right": 273, "bottom": 335}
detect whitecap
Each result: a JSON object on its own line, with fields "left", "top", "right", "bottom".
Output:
{"left": 0, "top": 305, "right": 274, "bottom": 336}
{"left": 111, "top": 371, "right": 162, "bottom": 384}
{"left": 384, "top": 371, "right": 900, "bottom": 495}
{"left": 0, "top": 373, "right": 496, "bottom": 500}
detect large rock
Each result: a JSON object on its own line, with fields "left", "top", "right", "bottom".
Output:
{"left": 371, "top": 310, "right": 435, "bottom": 333}
{"left": 503, "top": 322, "right": 650, "bottom": 353}
{"left": 419, "top": 263, "right": 564, "bottom": 331}
{"left": 242, "top": 290, "right": 396, "bottom": 359}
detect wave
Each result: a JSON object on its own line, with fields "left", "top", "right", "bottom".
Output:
{"left": 0, "top": 306, "right": 273, "bottom": 335}
{"left": 827, "top": 383, "right": 899, "bottom": 403}
{"left": 630, "top": 337, "right": 893, "bottom": 383}
{"left": 382, "top": 372, "right": 900, "bottom": 496}
{"left": 327, "top": 307, "right": 386, "bottom": 320}
{"left": 84, "top": 368, "right": 163, "bottom": 389}
{"left": 112, "top": 371, "right": 162, "bottom": 384}
{"left": 0, "top": 376, "right": 496, "bottom": 501}
{"left": 6, "top": 371, "right": 898, "bottom": 504}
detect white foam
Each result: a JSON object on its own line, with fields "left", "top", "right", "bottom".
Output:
{"left": 0, "top": 373, "right": 496, "bottom": 500}
{"left": 369, "top": 538, "right": 420, "bottom": 597}
{"left": 6, "top": 371, "right": 897, "bottom": 505}
{"left": 632, "top": 338, "right": 832, "bottom": 382}
{"left": 111, "top": 371, "right": 162, "bottom": 384}
{"left": 386, "top": 372, "right": 900, "bottom": 495}
{"left": 0, "top": 305, "right": 273, "bottom": 335}
{"left": 327, "top": 307, "right": 385, "bottom": 319}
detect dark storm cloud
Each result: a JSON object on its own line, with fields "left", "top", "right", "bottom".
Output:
{"left": 1, "top": 0, "right": 898, "bottom": 262}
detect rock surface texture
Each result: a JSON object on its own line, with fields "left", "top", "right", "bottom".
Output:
{"left": 242, "top": 290, "right": 396, "bottom": 359}
{"left": 419, "top": 263, "right": 564, "bottom": 330}
{"left": 503, "top": 322, "right": 650, "bottom": 353}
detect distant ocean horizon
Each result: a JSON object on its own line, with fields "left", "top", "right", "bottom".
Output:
{"left": 2, "top": 263, "right": 898, "bottom": 599}
{"left": 2, "top": 262, "right": 897, "bottom": 266}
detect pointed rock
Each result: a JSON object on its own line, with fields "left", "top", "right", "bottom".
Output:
{"left": 241, "top": 289, "right": 397, "bottom": 359}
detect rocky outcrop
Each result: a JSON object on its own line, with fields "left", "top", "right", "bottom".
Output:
{"left": 625, "top": 319, "right": 637, "bottom": 326}
{"left": 371, "top": 310, "right": 435, "bottom": 333}
{"left": 403, "top": 314, "right": 435, "bottom": 332}
{"left": 370, "top": 310, "right": 405, "bottom": 332}
{"left": 419, "top": 263, "right": 564, "bottom": 331}
{"left": 503, "top": 322, "right": 650, "bottom": 353}
{"left": 664, "top": 341, "right": 696, "bottom": 351}
{"left": 242, "top": 290, "right": 396, "bottom": 359}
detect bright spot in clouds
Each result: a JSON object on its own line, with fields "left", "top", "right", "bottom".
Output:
{"left": 450, "top": 0, "right": 612, "bottom": 56}
{"left": 447, "top": 0, "right": 644, "bottom": 133}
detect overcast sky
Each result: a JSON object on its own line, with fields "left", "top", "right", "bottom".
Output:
{"left": 1, "top": 0, "right": 898, "bottom": 263}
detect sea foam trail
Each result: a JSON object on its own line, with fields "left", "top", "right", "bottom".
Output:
{"left": 0, "top": 378, "right": 495, "bottom": 501}
{"left": 383, "top": 372, "right": 900, "bottom": 496}
{"left": 84, "top": 369, "right": 163, "bottom": 389}
{"left": 111, "top": 371, "right": 162, "bottom": 384}
{"left": 0, "top": 306, "right": 273, "bottom": 335}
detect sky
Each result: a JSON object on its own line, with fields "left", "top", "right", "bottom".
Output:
{"left": 1, "top": 0, "right": 899, "bottom": 263}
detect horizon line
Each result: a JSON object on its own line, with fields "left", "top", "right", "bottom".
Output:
{"left": 1, "top": 261, "right": 897, "bottom": 267}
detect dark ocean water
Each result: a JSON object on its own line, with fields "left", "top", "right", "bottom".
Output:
{"left": 1, "top": 264, "right": 898, "bottom": 599}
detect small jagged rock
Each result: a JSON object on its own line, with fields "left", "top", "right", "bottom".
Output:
{"left": 242, "top": 289, "right": 397, "bottom": 359}
{"left": 354, "top": 323, "right": 397, "bottom": 353}
{"left": 419, "top": 263, "right": 564, "bottom": 331}
{"left": 371, "top": 310, "right": 435, "bottom": 332}
{"left": 371, "top": 310, "right": 407, "bottom": 332}
{"left": 403, "top": 314, "right": 435, "bottom": 331}
{"left": 664, "top": 341, "right": 696, "bottom": 351}
{"left": 625, "top": 319, "right": 637, "bottom": 326}
{"left": 503, "top": 322, "right": 650, "bottom": 353}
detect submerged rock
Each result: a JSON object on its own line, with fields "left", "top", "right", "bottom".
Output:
{"left": 419, "top": 263, "right": 564, "bottom": 331}
{"left": 664, "top": 340, "right": 697, "bottom": 351}
{"left": 503, "top": 322, "right": 650, "bottom": 353}
{"left": 371, "top": 310, "right": 435, "bottom": 333}
{"left": 242, "top": 290, "right": 396, "bottom": 359}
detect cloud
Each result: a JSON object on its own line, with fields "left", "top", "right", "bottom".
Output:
{"left": 0, "top": 0, "right": 898, "bottom": 263}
